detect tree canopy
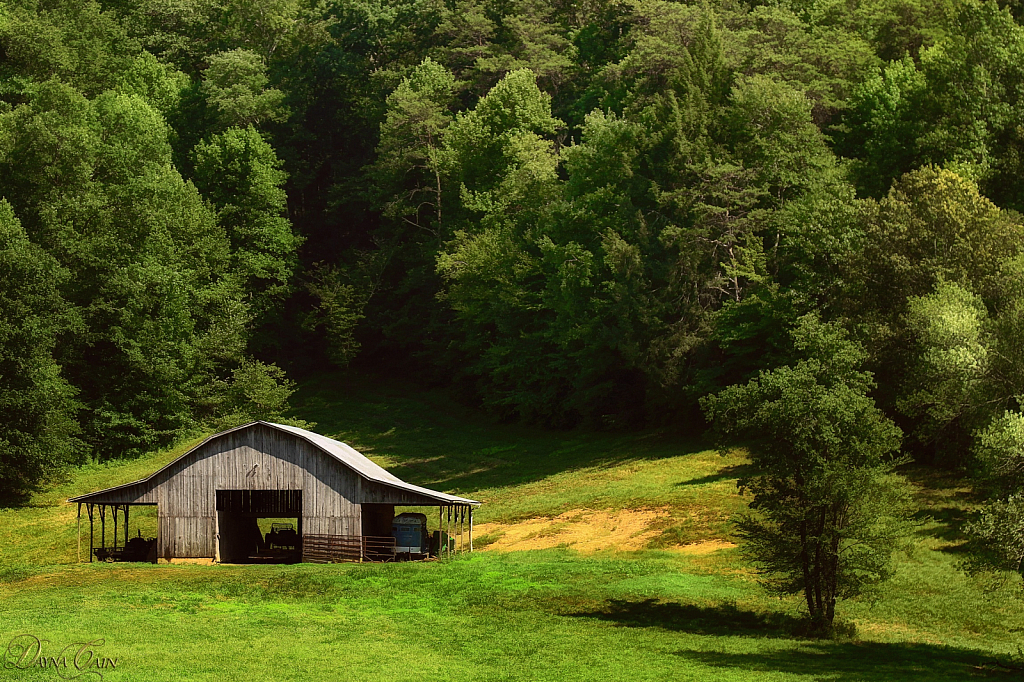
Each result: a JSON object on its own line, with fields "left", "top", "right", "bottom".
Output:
{"left": 3, "top": 0, "right": 1024, "bottom": 624}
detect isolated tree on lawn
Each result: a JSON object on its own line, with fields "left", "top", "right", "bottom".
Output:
{"left": 701, "top": 314, "right": 911, "bottom": 633}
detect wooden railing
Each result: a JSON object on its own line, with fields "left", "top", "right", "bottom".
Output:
{"left": 302, "top": 534, "right": 396, "bottom": 563}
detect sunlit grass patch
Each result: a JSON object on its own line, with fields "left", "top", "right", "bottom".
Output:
{"left": 1, "top": 371, "right": 1023, "bottom": 680}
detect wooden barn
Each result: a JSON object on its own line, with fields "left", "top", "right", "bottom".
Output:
{"left": 68, "top": 421, "right": 480, "bottom": 564}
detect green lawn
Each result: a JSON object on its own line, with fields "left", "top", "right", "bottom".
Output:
{"left": 1, "top": 371, "right": 1022, "bottom": 680}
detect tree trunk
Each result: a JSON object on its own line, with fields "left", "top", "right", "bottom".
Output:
{"left": 800, "top": 516, "right": 815, "bottom": 617}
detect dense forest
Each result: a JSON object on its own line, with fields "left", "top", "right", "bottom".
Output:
{"left": 4, "top": 0, "right": 1024, "bottom": 588}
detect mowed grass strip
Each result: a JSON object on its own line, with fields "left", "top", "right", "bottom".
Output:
{"left": 0, "top": 552, "right": 1008, "bottom": 682}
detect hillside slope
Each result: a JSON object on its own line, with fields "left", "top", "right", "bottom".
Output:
{"left": 0, "top": 372, "right": 1022, "bottom": 680}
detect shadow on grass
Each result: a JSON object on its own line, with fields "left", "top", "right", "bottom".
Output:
{"left": 0, "top": 489, "right": 34, "bottom": 510}
{"left": 914, "top": 506, "right": 972, "bottom": 548}
{"left": 572, "top": 598, "right": 1011, "bottom": 680}
{"left": 289, "top": 370, "right": 709, "bottom": 495}
{"left": 678, "top": 642, "right": 1009, "bottom": 681}
{"left": 571, "top": 598, "right": 803, "bottom": 637}
{"left": 898, "top": 465, "right": 979, "bottom": 552}
{"left": 676, "top": 464, "right": 752, "bottom": 487}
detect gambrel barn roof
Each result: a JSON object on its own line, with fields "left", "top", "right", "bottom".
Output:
{"left": 68, "top": 421, "right": 480, "bottom": 506}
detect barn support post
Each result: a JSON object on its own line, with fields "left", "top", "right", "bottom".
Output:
{"left": 124, "top": 505, "right": 130, "bottom": 547}
{"left": 77, "top": 503, "right": 82, "bottom": 563}
{"left": 469, "top": 506, "right": 473, "bottom": 552}
{"left": 438, "top": 507, "right": 442, "bottom": 555}
{"left": 87, "top": 504, "right": 94, "bottom": 563}
{"left": 100, "top": 504, "right": 106, "bottom": 550}
{"left": 113, "top": 504, "right": 118, "bottom": 549}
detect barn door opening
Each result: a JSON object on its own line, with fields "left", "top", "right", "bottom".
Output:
{"left": 216, "top": 490, "right": 302, "bottom": 563}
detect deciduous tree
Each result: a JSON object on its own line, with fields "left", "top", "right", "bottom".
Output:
{"left": 0, "top": 200, "right": 81, "bottom": 501}
{"left": 701, "top": 315, "right": 911, "bottom": 633}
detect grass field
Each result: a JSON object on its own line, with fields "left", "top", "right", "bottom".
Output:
{"left": 1, "top": 371, "right": 1022, "bottom": 681}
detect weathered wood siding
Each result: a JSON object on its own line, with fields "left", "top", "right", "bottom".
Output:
{"left": 145, "top": 424, "right": 360, "bottom": 558}
{"left": 361, "top": 480, "right": 454, "bottom": 506}
{"left": 73, "top": 422, "right": 477, "bottom": 561}
{"left": 79, "top": 481, "right": 157, "bottom": 505}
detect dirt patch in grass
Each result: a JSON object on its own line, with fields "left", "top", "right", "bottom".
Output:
{"left": 668, "top": 540, "right": 737, "bottom": 555}
{"left": 476, "top": 508, "right": 671, "bottom": 553}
